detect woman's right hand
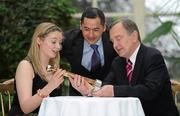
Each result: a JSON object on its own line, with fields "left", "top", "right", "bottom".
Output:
{"left": 36, "top": 69, "right": 65, "bottom": 99}
{"left": 48, "top": 69, "right": 66, "bottom": 90}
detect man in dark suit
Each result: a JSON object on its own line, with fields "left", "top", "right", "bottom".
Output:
{"left": 92, "top": 19, "right": 179, "bottom": 116}
{"left": 61, "top": 7, "right": 117, "bottom": 96}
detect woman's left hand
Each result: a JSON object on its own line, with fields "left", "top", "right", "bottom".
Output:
{"left": 69, "top": 74, "right": 90, "bottom": 96}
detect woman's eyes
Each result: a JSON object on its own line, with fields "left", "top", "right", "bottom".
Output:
{"left": 51, "top": 40, "right": 62, "bottom": 45}
{"left": 52, "top": 41, "right": 56, "bottom": 44}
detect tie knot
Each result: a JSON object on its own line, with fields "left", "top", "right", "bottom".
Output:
{"left": 127, "top": 59, "right": 132, "bottom": 64}
{"left": 90, "top": 44, "right": 98, "bottom": 50}
{"left": 126, "top": 59, "right": 132, "bottom": 69}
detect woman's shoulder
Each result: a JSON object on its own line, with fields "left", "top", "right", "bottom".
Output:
{"left": 16, "top": 59, "right": 35, "bottom": 79}
{"left": 18, "top": 59, "right": 32, "bottom": 68}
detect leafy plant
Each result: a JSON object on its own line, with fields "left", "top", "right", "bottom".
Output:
{"left": 143, "top": 21, "right": 174, "bottom": 43}
{"left": 143, "top": 19, "right": 180, "bottom": 79}
{"left": 0, "top": 0, "right": 75, "bottom": 79}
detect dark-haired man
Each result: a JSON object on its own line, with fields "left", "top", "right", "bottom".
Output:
{"left": 61, "top": 7, "right": 117, "bottom": 96}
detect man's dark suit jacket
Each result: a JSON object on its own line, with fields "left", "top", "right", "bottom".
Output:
{"left": 61, "top": 28, "right": 117, "bottom": 96}
{"left": 103, "top": 44, "right": 179, "bottom": 116}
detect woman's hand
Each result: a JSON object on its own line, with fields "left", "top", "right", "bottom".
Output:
{"left": 48, "top": 69, "right": 66, "bottom": 90}
{"left": 69, "top": 74, "right": 91, "bottom": 96}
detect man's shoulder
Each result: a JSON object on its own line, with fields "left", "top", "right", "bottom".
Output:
{"left": 140, "top": 44, "right": 163, "bottom": 61}
{"left": 63, "top": 28, "right": 83, "bottom": 43}
{"left": 141, "top": 44, "right": 161, "bottom": 55}
{"left": 64, "top": 28, "right": 81, "bottom": 36}
{"left": 112, "top": 56, "right": 125, "bottom": 64}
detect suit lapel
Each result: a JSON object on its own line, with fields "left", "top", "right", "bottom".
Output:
{"left": 122, "top": 59, "right": 129, "bottom": 84}
{"left": 72, "top": 34, "right": 84, "bottom": 65}
{"left": 115, "top": 57, "right": 129, "bottom": 84}
{"left": 131, "top": 44, "right": 145, "bottom": 85}
{"left": 102, "top": 31, "right": 112, "bottom": 68}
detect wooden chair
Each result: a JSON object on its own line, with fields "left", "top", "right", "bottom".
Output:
{"left": 171, "top": 80, "right": 180, "bottom": 106}
{"left": 0, "top": 82, "right": 14, "bottom": 116}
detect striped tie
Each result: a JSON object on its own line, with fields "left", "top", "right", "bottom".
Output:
{"left": 126, "top": 59, "right": 133, "bottom": 83}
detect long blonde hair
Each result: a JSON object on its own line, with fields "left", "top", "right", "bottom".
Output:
{"left": 27, "top": 22, "right": 62, "bottom": 80}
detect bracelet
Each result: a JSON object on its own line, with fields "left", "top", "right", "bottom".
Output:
{"left": 37, "top": 89, "right": 48, "bottom": 98}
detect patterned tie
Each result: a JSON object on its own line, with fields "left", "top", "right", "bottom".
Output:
{"left": 126, "top": 59, "right": 133, "bottom": 83}
{"left": 90, "top": 44, "right": 101, "bottom": 72}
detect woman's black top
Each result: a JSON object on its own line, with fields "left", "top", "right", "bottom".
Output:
{"left": 8, "top": 58, "right": 62, "bottom": 116}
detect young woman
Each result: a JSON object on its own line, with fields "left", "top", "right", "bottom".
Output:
{"left": 8, "top": 22, "right": 66, "bottom": 115}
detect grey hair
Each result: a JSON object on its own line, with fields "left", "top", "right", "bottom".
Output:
{"left": 109, "top": 18, "right": 141, "bottom": 41}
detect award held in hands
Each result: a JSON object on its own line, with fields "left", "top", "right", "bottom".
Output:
{"left": 46, "top": 65, "right": 102, "bottom": 91}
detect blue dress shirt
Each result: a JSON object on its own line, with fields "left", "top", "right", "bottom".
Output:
{"left": 81, "top": 38, "right": 104, "bottom": 71}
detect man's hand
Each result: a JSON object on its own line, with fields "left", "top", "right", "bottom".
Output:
{"left": 92, "top": 85, "right": 114, "bottom": 97}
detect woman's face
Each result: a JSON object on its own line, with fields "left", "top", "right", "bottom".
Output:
{"left": 38, "top": 31, "right": 63, "bottom": 59}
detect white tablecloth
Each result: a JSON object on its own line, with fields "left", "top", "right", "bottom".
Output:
{"left": 38, "top": 96, "right": 145, "bottom": 116}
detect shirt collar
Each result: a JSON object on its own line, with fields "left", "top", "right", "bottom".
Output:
{"left": 129, "top": 44, "right": 140, "bottom": 66}
{"left": 84, "top": 38, "right": 102, "bottom": 47}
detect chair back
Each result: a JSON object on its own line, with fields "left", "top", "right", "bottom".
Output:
{"left": 0, "top": 82, "right": 14, "bottom": 116}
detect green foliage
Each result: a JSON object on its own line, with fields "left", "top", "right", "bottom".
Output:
{"left": 143, "top": 21, "right": 174, "bottom": 43}
{"left": 165, "top": 56, "right": 180, "bottom": 64}
{"left": 0, "top": 0, "right": 75, "bottom": 79}
{"left": 143, "top": 20, "right": 180, "bottom": 79}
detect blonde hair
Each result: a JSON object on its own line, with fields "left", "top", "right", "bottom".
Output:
{"left": 27, "top": 22, "right": 62, "bottom": 80}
